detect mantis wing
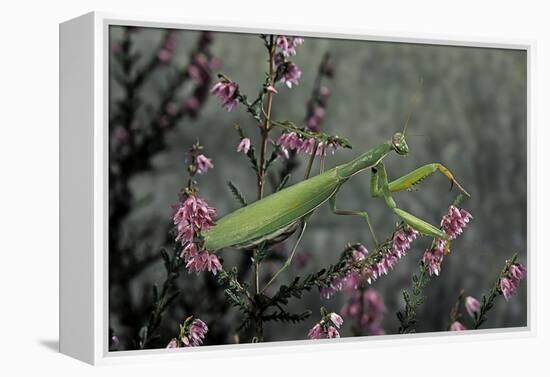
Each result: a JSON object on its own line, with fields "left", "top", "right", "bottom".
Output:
{"left": 203, "top": 168, "right": 342, "bottom": 251}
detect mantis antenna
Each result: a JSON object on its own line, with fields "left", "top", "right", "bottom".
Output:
{"left": 402, "top": 77, "right": 424, "bottom": 136}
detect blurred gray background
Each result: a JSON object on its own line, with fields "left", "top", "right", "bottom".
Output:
{"left": 110, "top": 27, "right": 527, "bottom": 346}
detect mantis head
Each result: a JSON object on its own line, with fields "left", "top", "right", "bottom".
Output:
{"left": 392, "top": 132, "right": 409, "bottom": 155}
{"left": 393, "top": 78, "right": 421, "bottom": 156}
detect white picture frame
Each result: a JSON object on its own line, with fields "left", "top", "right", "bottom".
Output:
{"left": 59, "top": 11, "right": 534, "bottom": 365}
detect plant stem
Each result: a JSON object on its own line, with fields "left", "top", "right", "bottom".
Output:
{"left": 139, "top": 245, "right": 182, "bottom": 349}
{"left": 303, "top": 142, "right": 319, "bottom": 179}
{"left": 252, "top": 34, "right": 276, "bottom": 342}
{"left": 448, "top": 289, "right": 464, "bottom": 329}
{"left": 397, "top": 263, "right": 430, "bottom": 334}
{"left": 257, "top": 41, "right": 275, "bottom": 201}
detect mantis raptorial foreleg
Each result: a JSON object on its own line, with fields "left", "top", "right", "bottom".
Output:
{"left": 262, "top": 218, "right": 309, "bottom": 292}
{"left": 371, "top": 163, "right": 470, "bottom": 197}
{"left": 372, "top": 162, "right": 448, "bottom": 239}
{"left": 329, "top": 193, "right": 379, "bottom": 246}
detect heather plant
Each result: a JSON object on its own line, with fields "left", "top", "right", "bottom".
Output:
{"left": 109, "top": 31, "right": 527, "bottom": 350}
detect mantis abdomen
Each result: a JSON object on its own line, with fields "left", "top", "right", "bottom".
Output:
{"left": 203, "top": 167, "right": 344, "bottom": 251}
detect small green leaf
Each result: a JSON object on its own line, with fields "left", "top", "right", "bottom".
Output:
{"left": 227, "top": 181, "right": 248, "bottom": 207}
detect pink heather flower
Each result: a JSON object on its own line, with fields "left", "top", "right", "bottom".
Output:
{"left": 209, "top": 56, "right": 222, "bottom": 71}
{"left": 195, "top": 154, "right": 213, "bottom": 174}
{"left": 351, "top": 244, "right": 368, "bottom": 262}
{"left": 319, "top": 142, "right": 339, "bottom": 156}
{"left": 278, "top": 145, "right": 289, "bottom": 160}
{"left": 305, "top": 116, "right": 319, "bottom": 131}
{"left": 297, "top": 137, "right": 316, "bottom": 154}
{"left": 307, "top": 323, "right": 323, "bottom": 339}
{"left": 292, "top": 37, "right": 305, "bottom": 47}
{"left": 366, "top": 324, "right": 385, "bottom": 336}
{"left": 499, "top": 263, "right": 526, "bottom": 301}
{"left": 422, "top": 239, "right": 446, "bottom": 276}
{"left": 183, "top": 97, "right": 200, "bottom": 116}
{"left": 441, "top": 206, "right": 473, "bottom": 240}
{"left": 111, "top": 42, "right": 122, "bottom": 54}
{"left": 113, "top": 126, "right": 129, "bottom": 144}
{"left": 465, "top": 296, "right": 481, "bottom": 318}
{"left": 180, "top": 242, "right": 198, "bottom": 261}
{"left": 277, "top": 132, "right": 339, "bottom": 157}
{"left": 157, "top": 31, "right": 177, "bottom": 63}
{"left": 329, "top": 313, "right": 344, "bottom": 328}
{"left": 509, "top": 263, "right": 527, "bottom": 281}
{"left": 280, "top": 62, "right": 302, "bottom": 88}
{"left": 319, "top": 85, "right": 331, "bottom": 98}
{"left": 305, "top": 107, "right": 326, "bottom": 131}
{"left": 185, "top": 319, "right": 208, "bottom": 347}
{"left": 366, "top": 227, "right": 417, "bottom": 280}
{"left": 326, "top": 326, "right": 340, "bottom": 338}
{"left": 500, "top": 278, "right": 514, "bottom": 300}
{"left": 392, "top": 227, "right": 419, "bottom": 258}
{"left": 450, "top": 321, "right": 466, "bottom": 331}
{"left": 187, "top": 65, "right": 202, "bottom": 83}
{"left": 341, "top": 289, "right": 386, "bottom": 335}
{"left": 165, "top": 102, "right": 179, "bottom": 116}
{"left": 341, "top": 299, "right": 360, "bottom": 318}
{"left": 276, "top": 36, "right": 304, "bottom": 56}
{"left": 422, "top": 207, "right": 471, "bottom": 277}
{"left": 363, "top": 227, "right": 418, "bottom": 284}
{"left": 341, "top": 271, "right": 363, "bottom": 292}
{"left": 210, "top": 80, "right": 239, "bottom": 112}
{"left": 237, "top": 138, "right": 251, "bottom": 154}
{"left": 341, "top": 245, "right": 369, "bottom": 293}
{"left": 308, "top": 315, "right": 343, "bottom": 339}
{"left": 363, "top": 289, "right": 386, "bottom": 315}
{"left": 320, "top": 227, "right": 418, "bottom": 300}
{"left": 277, "top": 132, "right": 300, "bottom": 150}
{"left": 322, "top": 228, "right": 418, "bottom": 299}
{"left": 314, "top": 107, "right": 325, "bottom": 119}
{"left": 173, "top": 195, "right": 216, "bottom": 244}
{"left": 166, "top": 338, "right": 179, "bottom": 348}
{"left": 186, "top": 54, "right": 209, "bottom": 84}
{"left": 321, "top": 245, "right": 368, "bottom": 299}
{"left": 276, "top": 36, "right": 291, "bottom": 54}
{"left": 266, "top": 85, "right": 278, "bottom": 94}
{"left": 183, "top": 244, "right": 222, "bottom": 275}
{"left": 294, "top": 250, "right": 312, "bottom": 269}
{"left": 157, "top": 48, "right": 173, "bottom": 63}
{"left": 320, "top": 275, "right": 346, "bottom": 299}
{"left": 175, "top": 223, "right": 194, "bottom": 244}
{"left": 174, "top": 195, "right": 216, "bottom": 232}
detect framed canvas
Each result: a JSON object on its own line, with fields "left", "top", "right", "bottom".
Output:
{"left": 59, "top": 12, "right": 532, "bottom": 365}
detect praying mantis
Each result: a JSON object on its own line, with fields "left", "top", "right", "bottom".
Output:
{"left": 202, "top": 124, "right": 470, "bottom": 289}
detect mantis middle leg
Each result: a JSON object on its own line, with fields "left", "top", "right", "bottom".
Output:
{"left": 261, "top": 218, "right": 309, "bottom": 292}
{"left": 329, "top": 192, "right": 379, "bottom": 247}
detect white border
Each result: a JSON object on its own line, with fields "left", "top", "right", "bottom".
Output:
{"left": 87, "top": 11, "right": 533, "bottom": 365}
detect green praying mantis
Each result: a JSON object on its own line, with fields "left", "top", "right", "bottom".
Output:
{"left": 202, "top": 121, "right": 470, "bottom": 289}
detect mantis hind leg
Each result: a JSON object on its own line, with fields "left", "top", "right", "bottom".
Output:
{"left": 329, "top": 192, "right": 379, "bottom": 247}
{"left": 261, "top": 218, "right": 308, "bottom": 292}
{"left": 371, "top": 163, "right": 470, "bottom": 197}
{"left": 373, "top": 162, "right": 448, "bottom": 240}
